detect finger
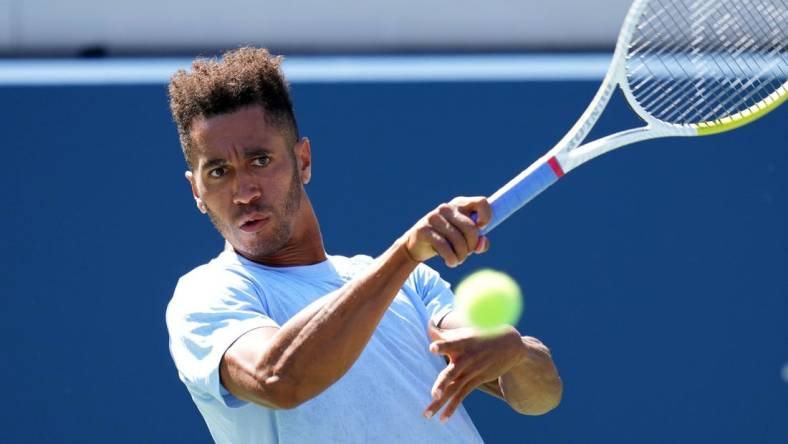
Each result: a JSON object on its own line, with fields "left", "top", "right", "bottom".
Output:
{"left": 456, "top": 196, "right": 492, "bottom": 229}
{"left": 474, "top": 235, "right": 489, "bottom": 254}
{"left": 424, "top": 380, "right": 459, "bottom": 419}
{"left": 428, "top": 367, "right": 479, "bottom": 421}
{"left": 440, "top": 378, "right": 481, "bottom": 422}
{"left": 430, "top": 361, "right": 466, "bottom": 400}
{"left": 423, "top": 362, "right": 460, "bottom": 418}
{"left": 430, "top": 336, "right": 476, "bottom": 355}
{"left": 427, "top": 322, "right": 444, "bottom": 342}
{"left": 428, "top": 340, "right": 445, "bottom": 355}
{"left": 429, "top": 211, "right": 469, "bottom": 264}
{"left": 432, "top": 208, "right": 470, "bottom": 261}
{"left": 426, "top": 229, "right": 460, "bottom": 267}
{"left": 433, "top": 365, "right": 474, "bottom": 406}
{"left": 439, "top": 205, "right": 479, "bottom": 260}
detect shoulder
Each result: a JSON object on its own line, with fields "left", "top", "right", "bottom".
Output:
{"left": 330, "top": 253, "right": 374, "bottom": 266}
{"left": 175, "top": 256, "right": 258, "bottom": 297}
{"left": 167, "top": 253, "right": 262, "bottom": 322}
{"left": 409, "top": 262, "right": 448, "bottom": 291}
{"left": 328, "top": 253, "right": 446, "bottom": 289}
{"left": 327, "top": 253, "right": 375, "bottom": 279}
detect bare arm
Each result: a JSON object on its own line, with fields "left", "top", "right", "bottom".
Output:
{"left": 221, "top": 197, "right": 493, "bottom": 409}
{"left": 221, "top": 239, "right": 418, "bottom": 409}
{"left": 424, "top": 311, "right": 562, "bottom": 419}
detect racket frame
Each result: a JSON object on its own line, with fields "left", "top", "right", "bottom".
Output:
{"left": 481, "top": 0, "right": 786, "bottom": 234}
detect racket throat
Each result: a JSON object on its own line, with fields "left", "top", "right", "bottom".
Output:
{"left": 484, "top": 156, "right": 566, "bottom": 234}
{"left": 547, "top": 157, "right": 566, "bottom": 178}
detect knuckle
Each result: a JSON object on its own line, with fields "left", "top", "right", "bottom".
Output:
{"left": 464, "top": 228, "right": 478, "bottom": 241}
{"left": 450, "top": 228, "right": 466, "bottom": 241}
{"left": 427, "top": 212, "right": 443, "bottom": 225}
{"left": 525, "top": 337, "right": 551, "bottom": 355}
{"left": 438, "top": 204, "right": 454, "bottom": 217}
{"left": 434, "top": 236, "right": 450, "bottom": 249}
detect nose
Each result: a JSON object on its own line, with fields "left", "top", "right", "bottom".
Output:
{"left": 232, "top": 170, "right": 262, "bottom": 205}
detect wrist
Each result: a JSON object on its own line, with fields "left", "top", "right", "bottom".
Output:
{"left": 503, "top": 327, "right": 528, "bottom": 367}
{"left": 394, "top": 233, "right": 421, "bottom": 266}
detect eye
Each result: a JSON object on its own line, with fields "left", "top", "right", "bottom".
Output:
{"left": 208, "top": 167, "right": 227, "bottom": 178}
{"left": 252, "top": 156, "right": 271, "bottom": 167}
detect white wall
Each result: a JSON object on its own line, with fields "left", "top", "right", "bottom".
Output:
{"left": 0, "top": 0, "right": 633, "bottom": 55}
{"left": 0, "top": 0, "right": 13, "bottom": 50}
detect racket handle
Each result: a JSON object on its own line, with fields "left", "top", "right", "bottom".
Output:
{"left": 473, "top": 157, "right": 564, "bottom": 235}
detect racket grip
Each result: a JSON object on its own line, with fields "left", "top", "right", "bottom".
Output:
{"left": 473, "top": 157, "right": 564, "bottom": 235}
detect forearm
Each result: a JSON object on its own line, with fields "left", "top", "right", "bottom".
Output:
{"left": 228, "top": 196, "right": 492, "bottom": 409}
{"left": 256, "top": 237, "right": 418, "bottom": 405}
{"left": 436, "top": 312, "right": 562, "bottom": 415}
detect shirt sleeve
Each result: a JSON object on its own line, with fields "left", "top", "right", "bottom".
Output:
{"left": 166, "top": 266, "right": 278, "bottom": 408}
{"left": 412, "top": 263, "right": 456, "bottom": 326}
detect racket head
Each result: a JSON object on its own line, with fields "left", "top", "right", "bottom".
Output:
{"left": 483, "top": 0, "right": 786, "bottom": 233}
{"left": 616, "top": 0, "right": 787, "bottom": 135}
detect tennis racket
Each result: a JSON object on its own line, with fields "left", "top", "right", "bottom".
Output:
{"left": 479, "top": 0, "right": 787, "bottom": 234}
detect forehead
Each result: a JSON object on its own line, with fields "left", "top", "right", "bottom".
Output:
{"left": 189, "top": 105, "right": 286, "bottom": 158}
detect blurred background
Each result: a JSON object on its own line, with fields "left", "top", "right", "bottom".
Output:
{"left": 1, "top": 0, "right": 786, "bottom": 442}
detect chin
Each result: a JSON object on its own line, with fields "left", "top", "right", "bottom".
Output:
{"left": 235, "top": 235, "right": 286, "bottom": 259}
{"left": 225, "top": 219, "right": 294, "bottom": 259}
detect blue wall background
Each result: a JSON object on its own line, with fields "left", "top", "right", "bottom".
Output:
{"left": 1, "top": 72, "right": 786, "bottom": 443}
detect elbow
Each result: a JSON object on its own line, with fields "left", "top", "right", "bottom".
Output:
{"left": 264, "top": 392, "right": 303, "bottom": 411}
{"left": 517, "top": 392, "right": 562, "bottom": 416}
{"left": 511, "top": 337, "right": 563, "bottom": 415}
{"left": 512, "top": 376, "right": 563, "bottom": 416}
{"left": 269, "top": 399, "right": 303, "bottom": 410}
{"left": 252, "top": 374, "right": 313, "bottom": 410}
{"left": 221, "top": 341, "right": 320, "bottom": 410}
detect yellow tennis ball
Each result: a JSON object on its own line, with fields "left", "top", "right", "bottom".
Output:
{"left": 454, "top": 269, "right": 523, "bottom": 329}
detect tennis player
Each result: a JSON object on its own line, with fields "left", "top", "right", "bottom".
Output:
{"left": 166, "top": 47, "right": 562, "bottom": 444}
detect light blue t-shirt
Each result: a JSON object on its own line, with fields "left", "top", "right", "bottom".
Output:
{"left": 166, "top": 249, "right": 484, "bottom": 444}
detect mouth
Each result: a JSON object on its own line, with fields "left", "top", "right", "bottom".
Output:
{"left": 239, "top": 215, "right": 270, "bottom": 233}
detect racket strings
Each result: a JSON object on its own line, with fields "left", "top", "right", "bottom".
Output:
{"left": 658, "top": 3, "right": 779, "bottom": 122}
{"left": 625, "top": 0, "right": 787, "bottom": 126}
{"left": 633, "top": 2, "right": 784, "bottom": 122}
{"left": 699, "top": 3, "right": 786, "bottom": 114}
{"left": 642, "top": 1, "right": 785, "bottom": 123}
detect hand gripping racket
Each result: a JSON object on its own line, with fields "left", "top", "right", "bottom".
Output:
{"left": 480, "top": 0, "right": 787, "bottom": 234}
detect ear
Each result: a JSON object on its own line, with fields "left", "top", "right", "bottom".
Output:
{"left": 185, "top": 170, "right": 208, "bottom": 214}
{"left": 294, "top": 137, "right": 312, "bottom": 185}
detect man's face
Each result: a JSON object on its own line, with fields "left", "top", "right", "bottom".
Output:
{"left": 186, "top": 105, "right": 310, "bottom": 261}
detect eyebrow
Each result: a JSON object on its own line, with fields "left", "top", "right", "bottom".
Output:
{"left": 201, "top": 147, "right": 272, "bottom": 170}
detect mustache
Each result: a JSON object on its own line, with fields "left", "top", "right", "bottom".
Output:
{"left": 234, "top": 203, "right": 272, "bottom": 220}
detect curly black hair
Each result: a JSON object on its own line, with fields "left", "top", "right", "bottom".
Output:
{"left": 168, "top": 47, "right": 299, "bottom": 168}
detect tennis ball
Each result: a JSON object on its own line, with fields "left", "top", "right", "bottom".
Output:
{"left": 454, "top": 269, "right": 523, "bottom": 329}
